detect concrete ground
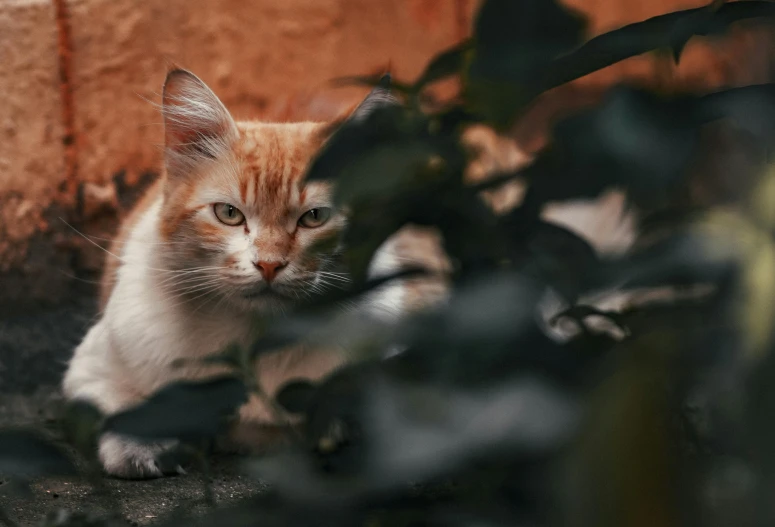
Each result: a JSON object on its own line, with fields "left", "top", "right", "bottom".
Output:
{"left": 0, "top": 285, "right": 266, "bottom": 526}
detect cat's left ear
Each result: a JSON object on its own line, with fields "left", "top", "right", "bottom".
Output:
{"left": 348, "top": 73, "right": 400, "bottom": 123}
{"left": 162, "top": 69, "right": 239, "bottom": 178}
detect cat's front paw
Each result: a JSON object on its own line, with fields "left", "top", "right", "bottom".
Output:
{"left": 99, "top": 433, "right": 187, "bottom": 479}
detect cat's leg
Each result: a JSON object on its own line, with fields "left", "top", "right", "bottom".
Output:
{"left": 62, "top": 321, "right": 183, "bottom": 479}
{"left": 217, "top": 346, "right": 344, "bottom": 454}
{"left": 215, "top": 391, "right": 304, "bottom": 455}
{"left": 216, "top": 414, "right": 301, "bottom": 455}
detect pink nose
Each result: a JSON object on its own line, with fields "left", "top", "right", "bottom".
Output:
{"left": 254, "top": 260, "right": 287, "bottom": 282}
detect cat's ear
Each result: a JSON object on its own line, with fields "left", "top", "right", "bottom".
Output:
{"left": 162, "top": 69, "right": 239, "bottom": 177}
{"left": 348, "top": 73, "right": 400, "bottom": 123}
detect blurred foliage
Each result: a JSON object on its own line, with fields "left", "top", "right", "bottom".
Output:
{"left": 5, "top": 0, "right": 775, "bottom": 525}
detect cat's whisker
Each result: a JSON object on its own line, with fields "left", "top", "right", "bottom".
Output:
{"left": 155, "top": 265, "right": 228, "bottom": 276}
{"left": 316, "top": 271, "right": 352, "bottom": 283}
{"left": 190, "top": 283, "right": 230, "bottom": 316}
{"left": 168, "top": 279, "right": 225, "bottom": 297}
{"left": 156, "top": 265, "right": 227, "bottom": 277}
{"left": 56, "top": 269, "right": 103, "bottom": 286}
{"left": 60, "top": 217, "right": 126, "bottom": 265}
{"left": 156, "top": 275, "right": 224, "bottom": 293}
{"left": 64, "top": 230, "right": 193, "bottom": 247}
{"left": 162, "top": 283, "right": 224, "bottom": 312}
{"left": 156, "top": 270, "right": 224, "bottom": 288}
{"left": 59, "top": 225, "right": 198, "bottom": 251}
{"left": 300, "top": 279, "right": 337, "bottom": 296}
{"left": 311, "top": 276, "right": 350, "bottom": 291}
{"left": 157, "top": 271, "right": 212, "bottom": 285}
{"left": 316, "top": 277, "right": 350, "bottom": 287}
{"left": 63, "top": 68, "right": 413, "bottom": 480}
{"left": 160, "top": 281, "right": 217, "bottom": 295}
{"left": 170, "top": 288, "right": 220, "bottom": 311}
{"left": 161, "top": 273, "right": 223, "bottom": 292}
{"left": 161, "top": 289, "right": 220, "bottom": 308}
{"left": 60, "top": 218, "right": 234, "bottom": 278}
{"left": 205, "top": 290, "right": 238, "bottom": 319}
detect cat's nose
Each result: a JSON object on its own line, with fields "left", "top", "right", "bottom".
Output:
{"left": 254, "top": 260, "right": 287, "bottom": 282}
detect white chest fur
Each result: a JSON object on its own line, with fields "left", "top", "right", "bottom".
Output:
{"left": 62, "top": 197, "right": 403, "bottom": 420}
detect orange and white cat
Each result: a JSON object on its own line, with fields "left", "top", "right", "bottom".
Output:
{"left": 62, "top": 69, "right": 405, "bottom": 478}
{"left": 63, "top": 67, "right": 643, "bottom": 479}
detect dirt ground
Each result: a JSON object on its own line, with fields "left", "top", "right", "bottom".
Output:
{"left": 0, "top": 285, "right": 267, "bottom": 526}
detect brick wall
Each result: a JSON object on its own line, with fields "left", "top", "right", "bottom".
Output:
{"left": 0, "top": 0, "right": 772, "bottom": 307}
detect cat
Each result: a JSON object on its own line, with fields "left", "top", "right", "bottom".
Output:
{"left": 62, "top": 69, "right": 405, "bottom": 479}
{"left": 63, "top": 67, "right": 647, "bottom": 480}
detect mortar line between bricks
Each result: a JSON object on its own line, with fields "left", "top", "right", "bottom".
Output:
{"left": 53, "top": 0, "right": 78, "bottom": 205}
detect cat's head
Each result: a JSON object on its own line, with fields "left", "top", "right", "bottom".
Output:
{"left": 157, "top": 69, "right": 396, "bottom": 312}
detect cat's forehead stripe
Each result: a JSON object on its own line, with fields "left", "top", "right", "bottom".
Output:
{"left": 234, "top": 122, "right": 326, "bottom": 214}
{"left": 238, "top": 171, "right": 249, "bottom": 205}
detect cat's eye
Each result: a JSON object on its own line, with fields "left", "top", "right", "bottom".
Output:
{"left": 213, "top": 203, "right": 245, "bottom": 226}
{"left": 298, "top": 208, "right": 331, "bottom": 228}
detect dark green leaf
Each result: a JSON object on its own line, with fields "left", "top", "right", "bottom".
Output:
{"left": 696, "top": 83, "right": 775, "bottom": 142}
{"left": 331, "top": 74, "right": 414, "bottom": 94}
{"left": 606, "top": 226, "right": 738, "bottom": 295}
{"left": 414, "top": 41, "right": 472, "bottom": 89}
{"left": 275, "top": 380, "right": 318, "bottom": 415}
{"left": 0, "top": 429, "right": 76, "bottom": 479}
{"left": 524, "top": 87, "right": 697, "bottom": 206}
{"left": 333, "top": 142, "right": 441, "bottom": 206}
{"left": 470, "top": 0, "right": 586, "bottom": 81}
{"left": 466, "top": 0, "right": 775, "bottom": 128}
{"left": 401, "top": 272, "right": 541, "bottom": 359}
{"left": 301, "top": 266, "right": 429, "bottom": 312}
{"left": 197, "top": 342, "right": 245, "bottom": 370}
{"left": 244, "top": 267, "right": 429, "bottom": 361}
{"left": 465, "top": 0, "right": 586, "bottom": 126}
{"left": 513, "top": 84, "right": 775, "bottom": 212}
{"left": 103, "top": 377, "right": 248, "bottom": 441}
{"left": 62, "top": 400, "right": 103, "bottom": 460}
{"left": 536, "top": 1, "right": 775, "bottom": 98}
{"left": 305, "top": 104, "right": 411, "bottom": 183}
{"left": 521, "top": 221, "right": 601, "bottom": 302}
{"left": 250, "top": 376, "right": 580, "bottom": 503}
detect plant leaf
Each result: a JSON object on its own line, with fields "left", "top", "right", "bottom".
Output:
{"left": 62, "top": 400, "right": 103, "bottom": 460}
{"left": 536, "top": 1, "right": 775, "bottom": 101}
{"left": 331, "top": 74, "right": 414, "bottom": 94}
{"left": 523, "top": 87, "right": 697, "bottom": 206}
{"left": 0, "top": 429, "right": 76, "bottom": 479}
{"left": 305, "top": 104, "right": 411, "bottom": 183}
{"left": 521, "top": 221, "right": 601, "bottom": 302}
{"left": 470, "top": 0, "right": 587, "bottom": 82}
{"left": 465, "top": 0, "right": 775, "bottom": 128}
{"left": 414, "top": 41, "right": 472, "bottom": 89}
{"left": 696, "top": 83, "right": 775, "bottom": 143}
{"left": 103, "top": 377, "right": 248, "bottom": 442}
{"left": 464, "top": 0, "right": 587, "bottom": 126}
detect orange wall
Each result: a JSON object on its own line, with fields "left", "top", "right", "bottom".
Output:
{"left": 0, "top": 0, "right": 772, "bottom": 305}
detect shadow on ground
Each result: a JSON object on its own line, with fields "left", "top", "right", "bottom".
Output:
{"left": 0, "top": 284, "right": 266, "bottom": 526}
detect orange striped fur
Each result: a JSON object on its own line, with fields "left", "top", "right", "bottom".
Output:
{"left": 98, "top": 70, "right": 369, "bottom": 316}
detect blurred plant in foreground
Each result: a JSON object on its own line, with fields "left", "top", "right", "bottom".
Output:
{"left": 6, "top": 1, "right": 775, "bottom": 526}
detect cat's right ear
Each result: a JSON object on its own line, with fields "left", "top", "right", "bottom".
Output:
{"left": 162, "top": 69, "right": 239, "bottom": 179}
{"left": 348, "top": 73, "right": 400, "bottom": 123}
